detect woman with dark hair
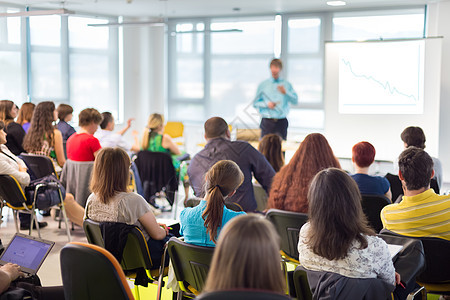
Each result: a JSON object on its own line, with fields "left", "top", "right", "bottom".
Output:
{"left": 23, "top": 101, "right": 66, "bottom": 170}
{"left": 267, "top": 133, "right": 341, "bottom": 213}
{"left": 85, "top": 147, "right": 169, "bottom": 266}
{"left": 298, "top": 168, "right": 399, "bottom": 286}
{"left": 17, "top": 103, "right": 35, "bottom": 133}
{"left": 202, "top": 214, "right": 285, "bottom": 294}
{"left": 180, "top": 160, "right": 245, "bottom": 246}
{"left": 56, "top": 104, "right": 76, "bottom": 142}
{"left": 0, "top": 100, "right": 25, "bottom": 155}
{"left": 351, "top": 141, "right": 391, "bottom": 200}
{"left": 0, "top": 120, "right": 84, "bottom": 229}
{"left": 258, "top": 133, "right": 284, "bottom": 172}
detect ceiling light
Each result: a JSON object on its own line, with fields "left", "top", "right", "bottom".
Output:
{"left": 0, "top": 9, "right": 75, "bottom": 17}
{"left": 87, "top": 21, "right": 165, "bottom": 27}
{"left": 326, "top": 1, "right": 347, "bottom": 6}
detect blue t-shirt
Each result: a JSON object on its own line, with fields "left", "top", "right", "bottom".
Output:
{"left": 180, "top": 200, "right": 246, "bottom": 247}
{"left": 351, "top": 173, "right": 390, "bottom": 196}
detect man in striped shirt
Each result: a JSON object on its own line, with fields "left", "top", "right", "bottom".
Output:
{"left": 381, "top": 147, "right": 450, "bottom": 241}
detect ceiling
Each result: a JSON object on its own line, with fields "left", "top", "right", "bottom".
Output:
{"left": 0, "top": 0, "right": 444, "bottom": 18}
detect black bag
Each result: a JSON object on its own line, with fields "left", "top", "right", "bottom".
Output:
{"left": 25, "top": 175, "right": 66, "bottom": 210}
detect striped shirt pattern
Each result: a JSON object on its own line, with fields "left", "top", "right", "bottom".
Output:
{"left": 381, "top": 189, "right": 450, "bottom": 241}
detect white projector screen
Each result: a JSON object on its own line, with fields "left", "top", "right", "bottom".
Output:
{"left": 338, "top": 40, "right": 425, "bottom": 114}
{"left": 324, "top": 38, "right": 442, "bottom": 162}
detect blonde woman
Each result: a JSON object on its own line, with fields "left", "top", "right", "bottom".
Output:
{"left": 141, "top": 113, "right": 189, "bottom": 199}
{"left": 180, "top": 160, "right": 245, "bottom": 247}
{"left": 202, "top": 214, "right": 285, "bottom": 294}
{"left": 85, "top": 147, "right": 170, "bottom": 266}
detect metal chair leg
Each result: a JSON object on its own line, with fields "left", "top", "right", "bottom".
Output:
{"left": 156, "top": 242, "right": 169, "bottom": 300}
{"left": 13, "top": 210, "right": 19, "bottom": 233}
{"left": 60, "top": 204, "right": 72, "bottom": 242}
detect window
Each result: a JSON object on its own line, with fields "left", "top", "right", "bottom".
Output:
{"left": 0, "top": 7, "right": 25, "bottom": 103}
{"left": 0, "top": 4, "right": 120, "bottom": 120}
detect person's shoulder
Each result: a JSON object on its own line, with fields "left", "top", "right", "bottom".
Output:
{"left": 119, "top": 191, "right": 145, "bottom": 202}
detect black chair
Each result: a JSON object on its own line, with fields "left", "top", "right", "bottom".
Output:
{"left": 380, "top": 229, "right": 450, "bottom": 296}
{"left": 265, "top": 209, "right": 308, "bottom": 264}
{"left": 360, "top": 194, "right": 391, "bottom": 233}
{"left": 385, "top": 173, "right": 439, "bottom": 203}
{"left": 165, "top": 237, "right": 215, "bottom": 299}
{"left": 0, "top": 174, "right": 70, "bottom": 240}
{"left": 60, "top": 242, "right": 134, "bottom": 300}
{"left": 19, "top": 153, "right": 59, "bottom": 179}
{"left": 134, "top": 151, "right": 178, "bottom": 207}
{"left": 83, "top": 219, "right": 163, "bottom": 300}
{"left": 292, "top": 267, "right": 313, "bottom": 300}
{"left": 196, "top": 290, "right": 291, "bottom": 300}
{"left": 0, "top": 175, "right": 41, "bottom": 237}
{"left": 297, "top": 265, "right": 393, "bottom": 300}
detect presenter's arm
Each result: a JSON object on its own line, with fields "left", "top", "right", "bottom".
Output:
{"left": 284, "top": 82, "right": 298, "bottom": 105}
{"left": 253, "top": 83, "right": 268, "bottom": 109}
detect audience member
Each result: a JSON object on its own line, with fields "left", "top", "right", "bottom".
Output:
{"left": 0, "top": 262, "right": 64, "bottom": 299}
{"left": 0, "top": 120, "right": 85, "bottom": 228}
{"left": 258, "top": 133, "right": 284, "bottom": 172}
{"left": 180, "top": 160, "right": 245, "bottom": 247}
{"left": 95, "top": 112, "right": 139, "bottom": 153}
{"left": 351, "top": 141, "right": 391, "bottom": 200}
{"left": 56, "top": 104, "right": 76, "bottom": 142}
{"left": 400, "top": 126, "right": 442, "bottom": 188}
{"left": 85, "top": 147, "right": 170, "bottom": 267}
{"left": 141, "top": 113, "right": 189, "bottom": 199}
{"left": 23, "top": 101, "right": 66, "bottom": 170}
{"left": 203, "top": 214, "right": 285, "bottom": 294}
{"left": 267, "top": 133, "right": 340, "bottom": 213}
{"left": 298, "top": 168, "right": 399, "bottom": 289}
{"left": 0, "top": 100, "right": 25, "bottom": 155}
{"left": 188, "top": 117, "right": 275, "bottom": 212}
{"left": 66, "top": 108, "right": 102, "bottom": 161}
{"left": 17, "top": 102, "right": 35, "bottom": 133}
{"left": 381, "top": 147, "right": 450, "bottom": 241}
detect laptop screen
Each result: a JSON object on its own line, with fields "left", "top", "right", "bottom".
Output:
{"left": 0, "top": 234, "right": 54, "bottom": 275}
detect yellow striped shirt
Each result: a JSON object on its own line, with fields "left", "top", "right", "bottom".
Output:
{"left": 381, "top": 189, "right": 450, "bottom": 241}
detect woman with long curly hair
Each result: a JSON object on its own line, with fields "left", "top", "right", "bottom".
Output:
{"left": 266, "top": 133, "right": 340, "bottom": 213}
{"left": 23, "top": 101, "right": 66, "bottom": 169}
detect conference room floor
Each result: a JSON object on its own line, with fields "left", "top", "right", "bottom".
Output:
{"left": 0, "top": 203, "right": 180, "bottom": 287}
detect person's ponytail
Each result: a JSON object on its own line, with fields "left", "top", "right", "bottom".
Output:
{"left": 202, "top": 185, "right": 225, "bottom": 243}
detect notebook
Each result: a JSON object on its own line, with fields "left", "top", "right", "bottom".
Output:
{"left": 0, "top": 233, "right": 55, "bottom": 275}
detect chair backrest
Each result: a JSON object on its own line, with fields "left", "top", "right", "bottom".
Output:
{"left": 60, "top": 159, "right": 94, "bottom": 207}
{"left": 167, "top": 237, "right": 215, "bottom": 293}
{"left": 0, "top": 175, "right": 29, "bottom": 209}
{"left": 19, "top": 153, "right": 56, "bottom": 179}
{"left": 299, "top": 266, "right": 393, "bottom": 300}
{"left": 197, "top": 290, "right": 291, "bottom": 300}
{"left": 265, "top": 209, "right": 308, "bottom": 261}
{"left": 380, "top": 229, "right": 448, "bottom": 283}
{"left": 385, "top": 173, "right": 440, "bottom": 203}
{"left": 360, "top": 194, "right": 391, "bottom": 233}
{"left": 292, "top": 267, "right": 313, "bottom": 300}
{"left": 121, "top": 226, "right": 154, "bottom": 271}
{"left": 135, "top": 151, "right": 178, "bottom": 205}
{"left": 164, "top": 121, "right": 184, "bottom": 138}
{"left": 83, "top": 219, "right": 105, "bottom": 248}
{"left": 60, "top": 242, "right": 134, "bottom": 300}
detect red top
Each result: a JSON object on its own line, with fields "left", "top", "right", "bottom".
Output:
{"left": 67, "top": 133, "right": 102, "bottom": 161}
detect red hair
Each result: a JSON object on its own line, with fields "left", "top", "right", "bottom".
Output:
{"left": 267, "top": 133, "right": 341, "bottom": 213}
{"left": 352, "top": 141, "right": 375, "bottom": 168}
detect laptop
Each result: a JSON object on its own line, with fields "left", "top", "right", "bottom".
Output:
{"left": 0, "top": 233, "right": 55, "bottom": 276}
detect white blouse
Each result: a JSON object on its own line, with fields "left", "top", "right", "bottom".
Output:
{"left": 0, "top": 144, "right": 30, "bottom": 188}
{"left": 298, "top": 222, "right": 395, "bottom": 286}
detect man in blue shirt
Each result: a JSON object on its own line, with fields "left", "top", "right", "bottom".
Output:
{"left": 253, "top": 58, "right": 298, "bottom": 140}
{"left": 188, "top": 117, "right": 275, "bottom": 212}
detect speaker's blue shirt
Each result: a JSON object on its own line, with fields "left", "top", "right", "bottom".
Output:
{"left": 180, "top": 200, "right": 246, "bottom": 247}
{"left": 253, "top": 77, "right": 298, "bottom": 119}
